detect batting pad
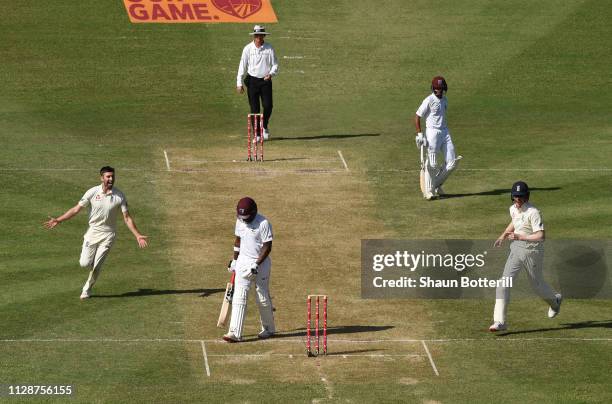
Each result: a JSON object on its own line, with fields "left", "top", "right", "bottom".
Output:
{"left": 435, "top": 156, "right": 461, "bottom": 188}
{"left": 229, "top": 288, "right": 249, "bottom": 338}
{"left": 256, "top": 291, "right": 275, "bottom": 333}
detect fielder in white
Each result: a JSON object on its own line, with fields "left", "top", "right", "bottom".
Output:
{"left": 414, "top": 76, "right": 462, "bottom": 200}
{"left": 44, "top": 166, "right": 148, "bottom": 300}
{"left": 224, "top": 197, "right": 275, "bottom": 342}
{"left": 489, "top": 181, "right": 562, "bottom": 332}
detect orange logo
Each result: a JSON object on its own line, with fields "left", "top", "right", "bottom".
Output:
{"left": 212, "top": 0, "right": 261, "bottom": 19}
{"left": 123, "top": 0, "right": 277, "bottom": 24}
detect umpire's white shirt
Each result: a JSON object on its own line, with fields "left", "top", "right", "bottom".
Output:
{"left": 510, "top": 202, "right": 544, "bottom": 236}
{"left": 78, "top": 185, "right": 128, "bottom": 243}
{"left": 235, "top": 214, "right": 273, "bottom": 264}
{"left": 236, "top": 42, "right": 279, "bottom": 86}
{"left": 416, "top": 93, "right": 448, "bottom": 130}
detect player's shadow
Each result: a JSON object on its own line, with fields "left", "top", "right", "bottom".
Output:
{"left": 495, "top": 320, "right": 612, "bottom": 337}
{"left": 272, "top": 325, "right": 394, "bottom": 339}
{"left": 441, "top": 186, "right": 561, "bottom": 199}
{"left": 262, "top": 157, "right": 312, "bottom": 162}
{"left": 273, "top": 133, "right": 380, "bottom": 141}
{"left": 91, "top": 288, "right": 224, "bottom": 298}
{"left": 325, "top": 348, "right": 386, "bottom": 356}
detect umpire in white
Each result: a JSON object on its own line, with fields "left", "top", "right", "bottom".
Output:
{"left": 489, "top": 181, "right": 562, "bottom": 332}
{"left": 236, "top": 25, "right": 279, "bottom": 140}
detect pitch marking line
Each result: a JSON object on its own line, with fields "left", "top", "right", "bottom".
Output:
{"left": 171, "top": 157, "right": 338, "bottom": 164}
{"left": 372, "top": 168, "right": 612, "bottom": 174}
{"left": 163, "top": 150, "right": 171, "bottom": 171}
{"left": 278, "top": 36, "right": 322, "bottom": 41}
{"left": 208, "top": 353, "right": 422, "bottom": 358}
{"left": 200, "top": 340, "right": 211, "bottom": 377}
{"left": 1, "top": 337, "right": 610, "bottom": 343}
{"left": 337, "top": 150, "right": 349, "bottom": 172}
{"left": 421, "top": 340, "right": 439, "bottom": 376}
{"left": 3, "top": 167, "right": 612, "bottom": 174}
{"left": 462, "top": 168, "right": 612, "bottom": 172}
{"left": 319, "top": 370, "right": 334, "bottom": 401}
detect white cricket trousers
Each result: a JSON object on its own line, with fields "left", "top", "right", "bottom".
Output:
{"left": 228, "top": 257, "right": 275, "bottom": 338}
{"left": 493, "top": 241, "right": 557, "bottom": 324}
{"left": 424, "top": 127, "right": 458, "bottom": 192}
{"left": 79, "top": 233, "right": 115, "bottom": 294}
{"left": 425, "top": 128, "right": 456, "bottom": 172}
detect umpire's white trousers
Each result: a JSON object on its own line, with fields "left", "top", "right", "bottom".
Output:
{"left": 493, "top": 241, "right": 557, "bottom": 324}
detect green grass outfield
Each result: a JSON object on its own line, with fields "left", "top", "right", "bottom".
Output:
{"left": 1, "top": 1, "right": 611, "bottom": 402}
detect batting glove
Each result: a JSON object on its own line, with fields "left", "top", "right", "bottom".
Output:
{"left": 246, "top": 262, "right": 259, "bottom": 281}
{"left": 227, "top": 259, "right": 236, "bottom": 273}
{"left": 415, "top": 132, "right": 426, "bottom": 148}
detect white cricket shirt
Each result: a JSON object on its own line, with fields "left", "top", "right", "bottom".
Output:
{"left": 236, "top": 42, "right": 279, "bottom": 86}
{"left": 509, "top": 202, "right": 544, "bottom": 236}
{"left": 416, "top": 93, "right": 448, "bottom": 130}
{"left": 234, "top": 213, "right": 273, "bottom": 262}
{"left": 78, "top": 185, "right": 128, "bottom": 243}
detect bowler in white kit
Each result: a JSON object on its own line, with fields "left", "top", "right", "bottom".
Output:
{"left": 44, "top": 166, "right": 148, "bottom": 299}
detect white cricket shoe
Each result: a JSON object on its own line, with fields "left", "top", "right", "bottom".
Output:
{"left": 435, "top": 186, "right": 445, "bottom": 197}
{"left": 80, "top": 291, "right": 90, "bottom": 300}
{"left": 488, "top": 322, "right": 507, "bottom": 332}
{"left": 222, "top": 332, "right": 242, "bottom": 343}
{"left": 548, "top": 294, "right": 563, "bottom": 318}
{"left": 257, "top": 330, "right": 275, "bottom": 340}
{"left": 423, "top": 192, "right": 436, "bottom": 201}
{"left": 252, "top": 136, "right": 261, "bottom": 144}
{"left": 263, "top": 128, "right": 270, "bottom": 140}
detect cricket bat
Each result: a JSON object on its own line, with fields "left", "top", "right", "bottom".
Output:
{"left": 419, "top": 143, "right": 426, "bottom": 195}
{"left": 217, "top": 271, "right": 236, "bottom": 328}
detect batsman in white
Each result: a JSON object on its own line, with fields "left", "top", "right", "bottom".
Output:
{"left": 223, "top": 197, "right": 275, "bottom": 342}
{"left": 489, "top": 181, "right": 562, "bottom": 332}
{"left": 43, "top": 166, "right": 148, "bottom": 299}
{"left": 414, "top": 76, "right": 462, "bottom": 200}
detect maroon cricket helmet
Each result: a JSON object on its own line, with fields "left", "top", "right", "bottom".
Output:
{"left": 236, "top": 197, "right": 258, "bottom": 222}
{"left": 431, "top": 76, "right": 448, "bottom": 92}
